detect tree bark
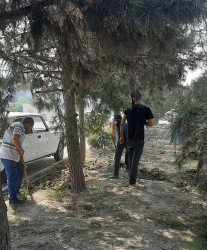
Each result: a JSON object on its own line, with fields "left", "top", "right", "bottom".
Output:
{"left": 63, "top": 80, "right": 86, "bottom": 192}
{"left": 79, "top": 101, "right": 86, "bottom": 165}
{"left": 0, "top": 183, "right": 11, "bottom": 250}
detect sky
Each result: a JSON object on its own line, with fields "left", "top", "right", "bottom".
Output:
{"left": 182, "top": 67, "right": 203, "bottom": 86}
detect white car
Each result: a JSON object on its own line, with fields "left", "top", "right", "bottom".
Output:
{"left": 0, "top": 112, "right": 64, "bottom": 174}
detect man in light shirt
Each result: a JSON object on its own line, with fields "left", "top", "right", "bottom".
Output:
{"left": 165, "top": 109, "right": 179, "bottom": 156}
{"left": 0, "top": 117, "right": 34, "bottom": 205}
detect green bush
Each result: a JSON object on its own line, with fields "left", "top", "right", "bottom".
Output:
{"left": 171, "top": 74, "right": 207, "bottom": 174}
{"left": 88, "top": 128, "right": 112, "bottom": 149}
{"left": 85, "top": 110, "right": 107, "bottom": 135}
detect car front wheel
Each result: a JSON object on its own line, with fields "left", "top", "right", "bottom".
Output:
{"left": 0, "top": 169, "right": 7, "bottom": 183}
{"left": 54, "top": 141, "right": 64, "bottom": 161}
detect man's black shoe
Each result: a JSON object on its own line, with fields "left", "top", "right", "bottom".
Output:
{"left": 9, "top": 199, "right": 26, "bottom": 205}
{"left": 109, "top": 176, "right": 118, "bottom": 179}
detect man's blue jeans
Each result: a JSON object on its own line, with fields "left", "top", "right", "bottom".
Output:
{"left": 1, "top": 158, "right": 23, "bottom": 202}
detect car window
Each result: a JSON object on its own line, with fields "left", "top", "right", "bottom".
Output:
{"left": 13, "top": 116, "right": 48, "bottom": 133}
{"left": 13, "top": 117, "right": 33, "bottom": 134}
{"left": 14, "top": 117, "right": 23, "bottom": 123}
{"left": 33, "top": 117, "right": 48, "bottom": 132}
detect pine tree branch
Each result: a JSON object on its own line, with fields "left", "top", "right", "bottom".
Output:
{"left": 35, "top": 89, "right": 64, "bottom": 94}
{"left": 14, "top": 52, "right": 59, "bottom": 68}
{"left": 0, "top": 0, "right": 59, "bottom": 21}
{"left": 0, "top": 49, "right": 61, "bottom": 79}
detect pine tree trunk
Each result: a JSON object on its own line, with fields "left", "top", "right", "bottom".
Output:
{"left": 79, "top": 101, "right": 86, "bottom": 165}
{"left": 63, "top": 84, "right": 86, "bottom": 192}
{"left": 0, "top": 183, "right": 11, "bottom": 250}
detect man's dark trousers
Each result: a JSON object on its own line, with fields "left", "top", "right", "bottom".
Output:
{"left": 127, "top": 141, "right": 144, "bottom": 185}
{"left": 113, "top": 138, "right": 128, "bottom": 177}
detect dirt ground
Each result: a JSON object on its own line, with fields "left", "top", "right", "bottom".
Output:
{"left": 6, "top": 124, "right": 207, "bottom": 250}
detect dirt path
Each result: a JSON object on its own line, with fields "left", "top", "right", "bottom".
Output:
{"left": 6, "top": 124, "right": 207, "bottom": 249}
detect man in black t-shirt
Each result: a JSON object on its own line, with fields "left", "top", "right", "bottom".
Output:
{"left": 120, "top": 91, "right": 154, "bottom": 187}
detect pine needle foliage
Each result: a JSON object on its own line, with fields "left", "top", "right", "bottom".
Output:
{"left": 0, "top": 0, "right": 207, "bottom": 191}
{"left": 0, "top": 0, "right": 206, "bottom": 133}
{"left": 171, "top": 73, "right": 207, "bottom": 174}
{"left": 0, "top": 0, "right": 206, "bottom": 95}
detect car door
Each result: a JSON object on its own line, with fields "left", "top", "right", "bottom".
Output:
{"left": 32, "top": 116, "right": 57, "bottom": 158}
{"left": 22, "top": 133, "right": 39, "bottom": 162}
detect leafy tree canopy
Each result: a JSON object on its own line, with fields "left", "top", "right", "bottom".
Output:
{"left": 170, "top": 72, "right": 207, "bottom": 174}
{"left": 1, "top": 0, "right": 207, "bottom": 192}
{"left": 0, "top": 0, "right": 206, "bottom": 106}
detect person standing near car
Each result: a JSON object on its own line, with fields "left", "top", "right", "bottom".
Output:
{"left": 0, "top": 117, "right": 34, "bottom": 205}
{"left": 120, "top": 90, "right": 154, "bottom": 187}
{"left": 110, "top": 114, "right": 128, "bottom": 179}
